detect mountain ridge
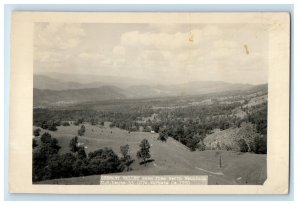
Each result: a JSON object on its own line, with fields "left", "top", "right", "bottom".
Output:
{"left": 33, "top": 74, "right": 267, "bottom": 107}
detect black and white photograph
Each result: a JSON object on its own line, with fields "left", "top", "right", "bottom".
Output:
{"left": 32, "top": 21, "right": 268, "bottom": 185}
{"left": 8, "top": 11, "right": 290, "bottom": 194}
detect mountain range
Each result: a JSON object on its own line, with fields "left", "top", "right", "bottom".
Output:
{"left": 33, "top": 74, "right": 262, "bottom": 107}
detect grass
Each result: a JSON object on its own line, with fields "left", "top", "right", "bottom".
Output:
{"left": 34, "top": 123, "right": 266, "bottom": 185}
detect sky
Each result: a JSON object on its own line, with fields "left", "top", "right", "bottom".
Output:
{"left": 34, "top": 23, "right": 268, "bottom": 85}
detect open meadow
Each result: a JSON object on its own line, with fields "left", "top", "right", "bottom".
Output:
{"left": 34, "top": 121, "right": 266, "bottom": 185}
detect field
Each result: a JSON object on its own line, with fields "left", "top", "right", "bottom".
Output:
{"left": 35, "top": 122, "right": 266, "bottom": 185}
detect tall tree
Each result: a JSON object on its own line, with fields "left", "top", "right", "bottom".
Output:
{"left": 69, "top": 136, "right": 79, "bottom": 153}
{"left": 136, "top": 139, "right": 151, "bottom": 166}
{"left": 120, "top": 144, "right": 132, "bottom": 171}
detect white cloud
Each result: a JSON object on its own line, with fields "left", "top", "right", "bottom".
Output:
{"left": 112, "top": 46, "right": 125, "bottom": 56}
{"left": 34, "top": 23, "right": 268, "bottom": 84}
{"left": 35, "top": 23, "right": 85, "bottom": 50}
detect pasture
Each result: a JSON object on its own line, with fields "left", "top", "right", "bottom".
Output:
{"left": 35, "top": 122, "right": 266, "bottom": 185}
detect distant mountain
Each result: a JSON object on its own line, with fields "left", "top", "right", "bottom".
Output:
{"left": 125, "top": 81, "right": 253, "bottom": 98}
{"left": 247, "top": 83, "right": 268, "bottom": 93}
{"left": 33, "top": 74, "right": 264, "bottom": 107}
{"left": 33, "top": 86, "right": 126, "bottom": 106}
{"left": 34, "top": 75, "right": 104, "bottom": 90}
{"left": 34, "top": 73, "right": 151, "bottom": 89}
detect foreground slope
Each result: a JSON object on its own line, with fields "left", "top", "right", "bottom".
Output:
{"left": 35, "top": 123, "right": 266, "bottom": 185}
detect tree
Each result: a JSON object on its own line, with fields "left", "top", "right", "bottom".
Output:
{"left": 77, "top": 146, "right": 87, "bottom": 160}
{"left": 33, "top": 128, "right": 41, "bottom": 137}
{"left": 42, "top": 120, "right": 57, "bottom": 131}
{"left": 151, "top": 123, "right": 160, "bottom": 133}
{"left": 186, "top": 135, "right": 201, "bottom": 151}
{"left": 88, "top": 147, "right": 123, "bottom": 174}
{"left": 78, "top": 125, "right": 86, "bottom": 136}
{"left": 40, "top": 132, "right": 52, "bottom": 144}
{"left": 136, "top": 139, "right": 151, "bottom": 166}
{"left": 120, "top": 144, "right": 130, "bottom": 160}
{"left": 157, "top": 128, "right": 168, "bottom": 142}
{"left": 256, "top": 135, "right": 267, "bottom": 154}
{"left": 236, "top": 138, "right": 248, "bottom": 152}
{"left": 90, "top": 118, "right": 98, "bottom": 125}
{"left": 235, "top": 122, "right": 260, "bottom": 152}
{"left": 69, "top": 136, "right": 79, "bottom": 153}
{"left": 198, "top": 140, "right": 206, "bottom": 151}
{"left": 120, "top": 144, "right": 132, "bottom": 171}
{"left": 32, "top": 133, "right": 61, "bottom": 181}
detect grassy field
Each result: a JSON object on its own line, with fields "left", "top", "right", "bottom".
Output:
{"left": 34, "top": 123, "right": 266, "bottom": 185}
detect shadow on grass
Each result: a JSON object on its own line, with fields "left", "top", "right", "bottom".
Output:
{"left": 139, "top": 159, "right": 155, "bottom": 166}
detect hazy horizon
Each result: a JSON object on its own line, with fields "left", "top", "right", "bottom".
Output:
{"left": 35, "top": 71, "right": 267, "bottom": 86}
{"left": 34, "top": 23, "right": 269, "bottom": 85}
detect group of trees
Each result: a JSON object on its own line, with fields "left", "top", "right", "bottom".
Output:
{"left": 33, "top": 90, "right": 267, "bottom": 155}
{"left": 33, "top": 133, "right": 125, "bottom": 182}
{"left": 33, "top": 130, "right": 152, "bottom": 182}
{"left": 234, "top": 122, "right": 267, "bottom": 154}
{"left": 37, "top": 120, "right": 59, "bottom": 131}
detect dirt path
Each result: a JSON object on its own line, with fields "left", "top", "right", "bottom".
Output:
{"left": 195, "top": 167, "right": 224, "bottom": 176}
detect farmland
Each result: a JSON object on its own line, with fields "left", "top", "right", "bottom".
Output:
{"left": 33, "top": 83, "right": 267, "bottom": 185}
{"left": 34, "top": 123, "right": 266, "bottom": 185}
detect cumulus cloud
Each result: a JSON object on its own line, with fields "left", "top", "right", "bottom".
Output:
{"left": 34, "top": 23, "right": 268, "bottom": 84}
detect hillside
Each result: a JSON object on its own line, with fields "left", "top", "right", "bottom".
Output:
{"left": 34, "top": 123, "right": 267, "bottom": 185}
{"left": 33, "top": 86, "right": 126, "bottom": 106}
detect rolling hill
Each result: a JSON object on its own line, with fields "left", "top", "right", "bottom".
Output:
{"left": 34, "top": 123, "right": 267, "bottom": 185}
{"left": 33, "top": 86, "right": 126, "bottom": 106}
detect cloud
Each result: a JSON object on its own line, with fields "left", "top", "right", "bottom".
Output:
{"left": 35, "top": 23, "right": 85, "bottom": 50}
{"left": 112, "top": 46, "right": 125, "bottom": 56}
{"left": 34, "top": 23, "right": 268, "bottom": 84}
